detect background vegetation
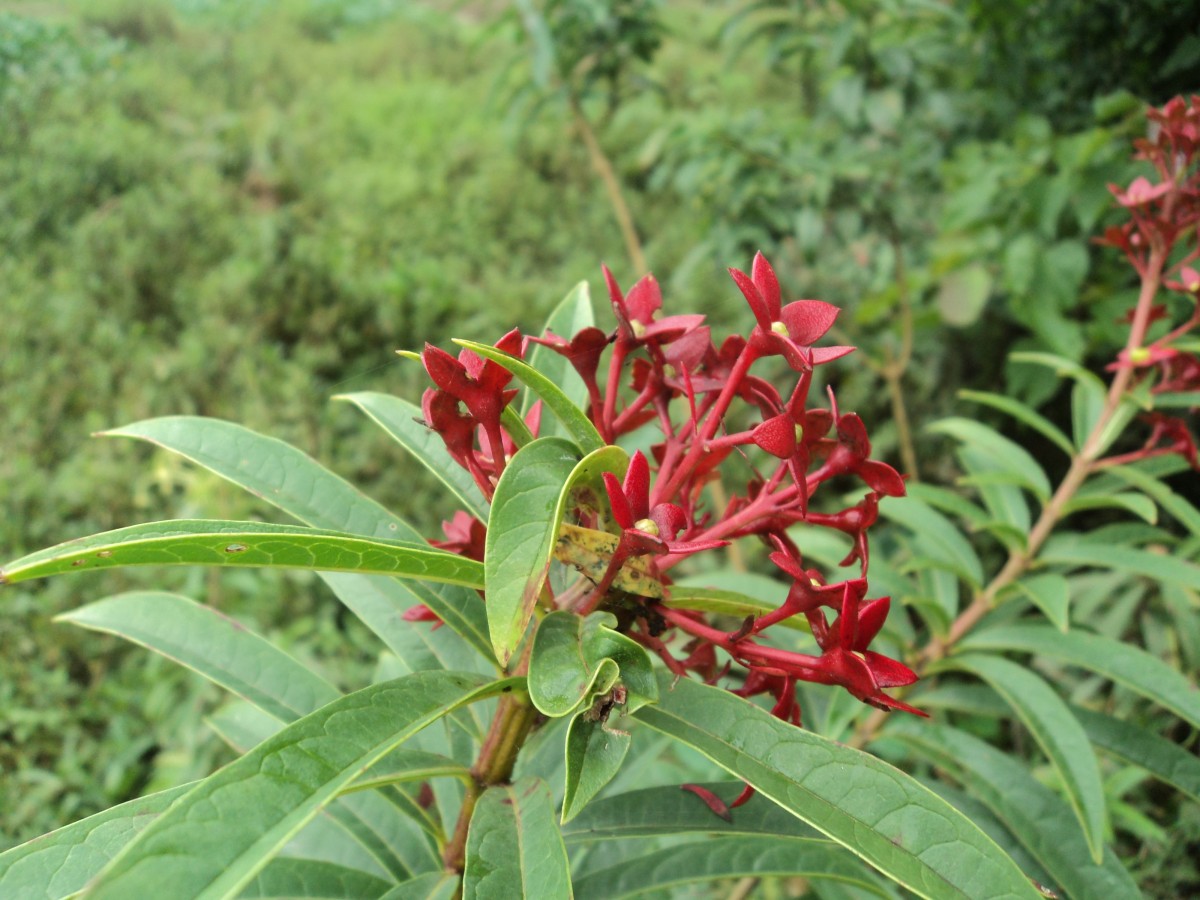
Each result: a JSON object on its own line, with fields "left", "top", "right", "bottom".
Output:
{"left": 2, "top": 0, "right": 1197, "bottom": 894}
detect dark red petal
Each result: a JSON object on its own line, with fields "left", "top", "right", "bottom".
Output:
{"left": 853, "top": 597, "right": 891, "bottom": 650}
{"left": 779, "top": 300, "right": 840, "bottom": 345}
{"left": 862, "top": 650, "right": 918, "bottom": 688}
{"left": 857, "top": 459, "right": 907, "bottom": 496}
{"left": 649, "top": 502, "right": 687, "bottom": 539}
{"left": 422, "top": 344, "right": 470, "bottom": 395}
{"left": 602, "top": 471, "right": 635, "bottom": 529}
{"left": 811, "top": 345, "right": 857, "bottom": 365}
{"left": 837, "top": 413, "right": 871, "bottom": 457}
{"left": 751, "top": 413, "right": 798, "bottom": 459}
{"left": 625, "top": 274, "right": 663, "bottom": 324}
{"left": 624, "top": 450, "right": 652, "bottom": 520}
{"left": 751, "top": 251, "right": 781, "bottom": 318}
{"left": 728, "top": 266, "right": 773, "bottom": 331}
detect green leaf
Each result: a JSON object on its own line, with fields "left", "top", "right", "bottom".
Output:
{"left": 101, "top": 416, "right": 419, "bottom": 540}
{"left": 960, "top": 624, "right": 1200, "bottom": 729}
{"left": 1153, "top": 390, "right": 1200, "bottom": 408}
{"left": 1041, "top": 533, "right": 1200, "bottom": 590}
{"left": 938, "top": 653, "right": 1107, "bottom": 863}
{"left": 528, "top": 611, "right": 657, "bottom": 718}
{"left": 347, "top": 749, "right": 470, "bottom": 795}
{"left": 573, "top": 836, "right": 892, "bottom": 900}
{"left": 562, "top": 782, "right": 820, "bottom": 842}
{"left": 1071, "top": 705, "right": 1200, "bottom": 803}
{"left": 0, "top": 520, "right": 486, "bottom": 588}
{"left": 0, "top": 784, "right": 193, "bottom": 900}
{"left": 100, "top": 413, "right": 493, "bottom": 672}
{"left": 484, "top": 438, "right": 581, "bottom": 665}
{"left": 884, "top": 720, "right": 1140, "bottom": 900}
{"left": 237, "top": 858, "right": 393, "bottom": 899}
{"left": 78, "top": 672, "right": 514, "bottom": 900}
{"left": 463, "top": 777, "right": 571, "bottom": 900}
{"left": 633, "top": 675, "right": 1041, "bottom": 899}
{"left": 456, "top": 339, "right": 605, "bottom": 454}
{"left": 1071, "top": 379, "right": 1107, "bottom": 450}
{"left": 1062, "top": 492, "right": 1158, "bottom": 524}
{"left": 335, "top": 392, "right": 489, "bottom": 520}
{"left": 1106, "top": 463, "right": 1200, "bottom": 537}
{"left": 929, "top": 418, "right": 1051, "bottom": 501}
{"left": 58, "top": 591, "right": 340, "bottom": 723}
{"left": 957, "top": 390, "right": 1074, "bottom": 456}
{"left": 663, "top": 585, "right": 809, "bottom": 632}
{"left": 1010, "top": 573, "right": 1070, "bottom": 632}
{"left": 523, "top": 281, "right": 594, "bottom": 427}
{"left": 561, "top": 712, "right": 632, "bottom": 823}
{"left": 879, "top": 496, "right": 984, "bottom": 588}
{"left": 378, "top": 872, "right": 460, "bottom": 900}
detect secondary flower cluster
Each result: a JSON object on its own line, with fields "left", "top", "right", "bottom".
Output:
{"left": 1100, "top": 95, "right": 1200, "bottom": 470}
{"left": 414, "top": 252, "right": 918, "bottom": 732}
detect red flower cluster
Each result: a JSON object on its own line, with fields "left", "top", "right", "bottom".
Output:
{"left": 415, "top": 252, "right": 917, "bottom": 747}
{"left": 1098, "top": 96, "right": 1200, "bottom": 471}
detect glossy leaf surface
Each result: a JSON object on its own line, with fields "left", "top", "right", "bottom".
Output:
{"left": 462, "top": 777, "right": 571, "bottom": 900}
{"left": 960, "top": 624, "right": 1200, "bottom": 729}
{"left": 633, "top": 675, "right": 1040, "bottom": 899}
{"left": 528, "top": 611, "right": 656, "bottom": 718}
{"left": 886, "top": 720, "right": 1139, "bottom": 900}
{"left": 573, "top": 836, "right": 890, "bottom": 900}
{"left": 561, "top": 712, "right": 632, "bottom": 823}
{"left": 0, "top": 520, "right": 485, "bottom": 588}
{"left": 941, "top": 653, "right": 1106, "bottom": 862}
{"left": 79, "top": 672, "right": 513, "bottom": 899}
{"left": 484, "top": 438, "right": 580, "bottom": 665}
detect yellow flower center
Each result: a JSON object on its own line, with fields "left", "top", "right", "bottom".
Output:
{"left": 1129, "top": 346, "right": 1152, "bottom": 365}
{"left": 770, "top": 320, "right": 790, "bottom": 337}
{"left": 634, "top": 518, "right": 659, "bottom": 536}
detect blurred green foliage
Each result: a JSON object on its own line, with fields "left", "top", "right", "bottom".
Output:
{"left": 2, "top": 2, "right": 1196, "bottom": 889}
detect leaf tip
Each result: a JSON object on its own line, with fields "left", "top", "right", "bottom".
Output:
{"left": 395, "top": 349, "right": 422, "bottom": 361}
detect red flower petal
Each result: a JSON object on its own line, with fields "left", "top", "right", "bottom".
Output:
{"left": 779, "top": 299, "right": 840, "bottom": 345}
{"left": 602, "top": 471, "right": 635, "bottom": 529}
{"left": 751, "top": 413, "right": 797, "bottom": 459}
{"left": 728, "top": 266, "right": 773, "bottom": 331}
{"left": 751, "top": 251, "right": 781, "bottom": 318}
{"left": 623, "top": 450, "right": 652, "bottom": 520}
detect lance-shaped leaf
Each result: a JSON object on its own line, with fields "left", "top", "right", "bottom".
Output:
{"left": 528, "top": 611, "right": 657, "bottom": 718}
{"left": 78, "top": 672, "right": 516, "bottom": 900}
{"left": 1071, "top": 705, "right": 1200, "bottom": 802}
{"left": 573, "top": 836, "right": 892, "bottom": 900}
{"left": 930, "top": 418, "right": 1051, "bottom": 501}
{"left": 960, "top": 624, "right": 1200, "bottom": 729}
{"left": 633, "top": 674, "right": 1040, "bottom": 900}
{"left": 455, "top": 339, "right": 605, "bottom": 454}
{"left": 237, "top": 858, "right": 392, "bottom": 899}
{"left": 485, "top": 438, "right": 581, "bottom": 665}
{"left": 561, "top": 712, "right": 632, "bottom": 823}
{"left": 103, "top": 414, "right": 493, "bottom": 668}
{"left": 101, "top": 416, "right": 418, "bottom": 538}
{"left": 522, "top": 281, "right": 594, "bottom": 425}
{"left": 58, "top": 591, "right": 341, "bottom": 723}
{"left": 463, "top": 777, "right": 571, "bottom": 900}
{"left": 0, "top": 520, "right": 485, "bottom": 588}
{"left": 878, "top": 496, "right": 984, "bottom": 588}
{"left": 938, "top": 653, "right": 1107, "bottom": 863}
{"left": 1008, "top": 573, "right": 1070, "bottom": 633}
{"left": 1040, "top": 533, "right": 1200, "bottom": 591}
{"left": 958, "top": 390, "right": 1074, "bottom": 456}
{"left": 0, "top": 784, "right": 193, "bottom": 900}
{"left": 885, "top": 719, "right": 1139, "bottom": 900}
{"left": 562, "top": 782, "right": 820, "bottom": 842}
{"left": 334, "top": 393, "right": 489, "bottom": 521}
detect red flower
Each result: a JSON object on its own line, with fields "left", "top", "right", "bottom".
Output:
{"left": 602, "top": 450, "right": 728, "bottom": 557}
{"left": 729, "top": 252, "right": 854, "bottom": 372}
{"left": 604, "top": 267, "right": 705, "bottom": 347}
{"left": 809, "top": 409, "right": 906, "bottom": 497}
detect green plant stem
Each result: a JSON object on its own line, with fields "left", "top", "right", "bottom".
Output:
{"left": 851, "top": 244, "right": 1169, "bottom": 749}
{"left": 569, "top": 94, "right": 647, "bottom": 276}
{"left": 441, "top": 690, "right": 539, "bottom": 875}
